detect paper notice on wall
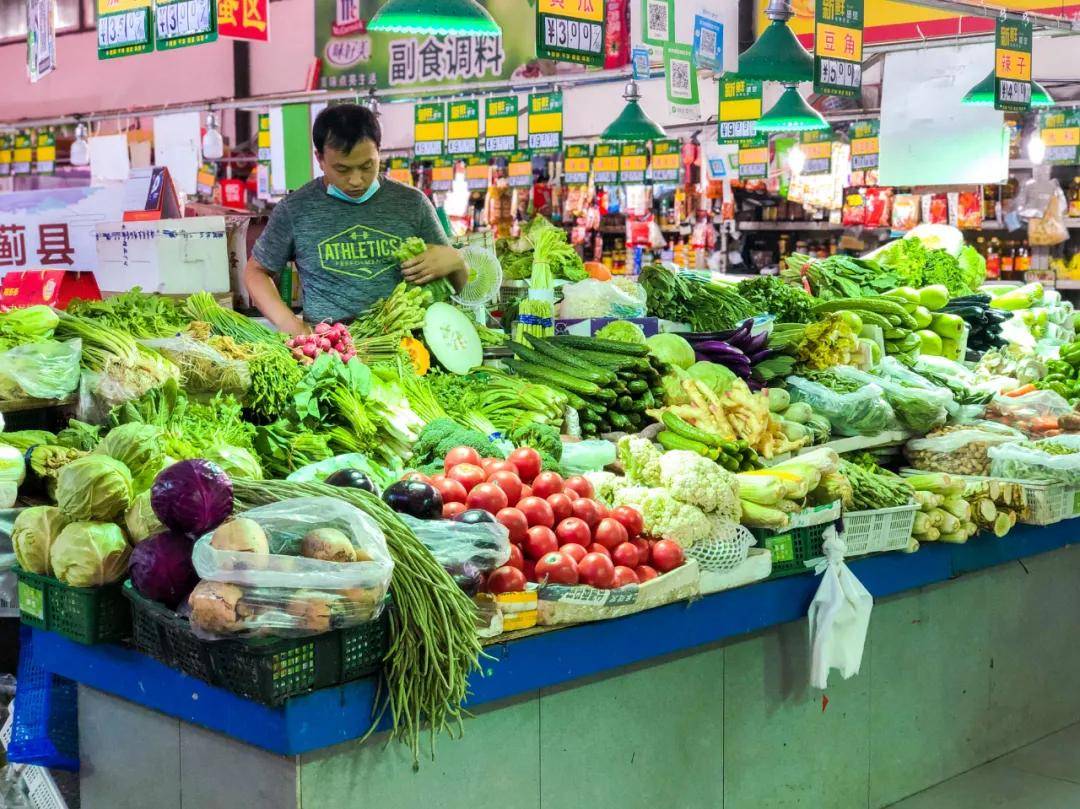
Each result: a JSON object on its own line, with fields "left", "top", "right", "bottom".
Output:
{"left": 89, "top": 134, "right": 130, "bottom": 182}
{"left": 153, "top": 112, "right": 201, "bottom": 196}
{"left": 880, "top": 44, "right": 1008, "bottom": 186}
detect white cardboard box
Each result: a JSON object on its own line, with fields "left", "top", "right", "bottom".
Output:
{"left": 94, "top": 216, "right": 230, "bottom": 295}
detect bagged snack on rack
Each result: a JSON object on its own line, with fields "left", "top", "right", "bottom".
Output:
{"left": 891, "top": 194, "right": 920, "bottom": 231}
{"left": 786, "top": 376, "right": 898, "bottom": 437}
{"left": 905, "top": 423, "right": 1024, "bottom": 476}
{"left": 863, "top": 187, "right": 893, "bottom": 227}
{"left": 842, "top": 189, "right": 866, "bottom": 226}
{"left": 987, "top": 434, "right": 1080, "bottom": 485}
{"left": 189, "top": 496, "right": 393, "bottom": 638}
{"left": 922, "top": 193, "right": 948, "bottom": 225}
{"left": 954, "top": 191, "right": 983, "bottom": 229}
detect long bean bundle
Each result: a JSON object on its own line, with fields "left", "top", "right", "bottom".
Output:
{"left": 185, "top": 291, "right": 284, "bottom": 346}
{"left": 230, "top": 478, "right": 482, "bottom": 766}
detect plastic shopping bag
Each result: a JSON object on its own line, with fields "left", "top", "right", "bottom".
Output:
{"left": 0, "top": 339, "right": 81, "bottom": 401}
{"left": 808, "top": 528, "right": 873, "bottom": 690}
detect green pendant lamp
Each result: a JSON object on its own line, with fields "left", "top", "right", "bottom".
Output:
{"left": 738, "top": 0, "right": 814, "bottom": 83}
{"left": 601, "top": 79, "right": 668, "bottom": 141}
{"left": 962, "top": 69, "right": 1055, "bottom": 107}
{"left": 756, "top": 84, "right": 830, "bottom": 132}
{"left": 367, "top": 0, "right": 501, "bottom": 35}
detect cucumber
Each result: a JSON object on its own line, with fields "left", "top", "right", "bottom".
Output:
{"left": 609, "top": 412, "right": 631, "bottom": 430}
{"left": 658, "top": 430, "right": 711, "bottom": 455}
{"left": 627, "top": 379, "right": 649, "bottom": 394}
{"left": 547, "top": 335, "right": 650, "bottom": 356}
{"left": 522, "top": 335, "right": 617, "bottom": 382}
{"left": 661, "top": 411, "right": 723, "bottom": 447}
{"left": 505, "top": 359, "right": 602, "bottom": 396}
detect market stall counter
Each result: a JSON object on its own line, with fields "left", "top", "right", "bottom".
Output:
{"left": 32, "top": 522, "right": 1080, "bottom": 809}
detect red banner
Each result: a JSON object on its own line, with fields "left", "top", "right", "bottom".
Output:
{"left": 219, "top": 0, "right": 269, "bottom": 42}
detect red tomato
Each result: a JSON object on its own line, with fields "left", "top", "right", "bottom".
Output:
{"left": 555, "top": 517, "right": 592, "bottom": 547}
{"left": 517, "top": 496, "right": 555, "bottom": 528}
{"left": 520, "top": 484, "right": 533, "bottom": 500}
{"left": 534, "top": 552, "right": 579, "bottom": 585}
{"left": 563, "top": 475, "right": 594, "bottom": 499}
{"left": 495, "top": 507, "right": 529, "bottom": 544}
{"left": 429, "top": 473, "right": 447, "bottom": 486}
{"left": 506, "top": 544, "right": 525, "bottom": 571}
{"left": 594, "top": 517, "right": 629, "bottom": 551}
{"left": 595, "top": 501, "right": 610, "bottom": 520}
{"left": 479, "top": 457, "right": 498, "bottom": 472}
{"left": 489, "top": 471, "right": 523, "bottom": 506}
{"left": 546, "top": 493, "right": 573, "bottom": 523}
{"left": 563, "top": 487, "right": 580, "bottom": 501}
{"left": 611, "top": 505, "right": 645, "bottom": 538}
{"left": 588, "top": 542, "right": 611, "bottom": 558}
{"left": 631, "top": 537, "right": 651, "bottom": 566}
{"left": 486, "top": 565, "right": 526, "bottom": 594}
{"left": 524, "top": 526, "right": 559, "bottom": 560}
{"left": 508, "top": 447, "right": 542, "bottom": 483}
{"left": 651, "top": 540, "right": 685, "bottom": 573}
{"left": 530, "top": 471, "right": 565, "bottom": 499}
{"left": 635, "top": 564, "right": 658, "bottom": 582}
{"left": 612, "top": 566, "right": 640, "bottom": 588}
{"left": 466, "top": 482, "right": 509, "bottom": 514}
{"left": 577, "top": 553, "right": 615, "bottom": 588}
{"left": 444, "top": 446, "right": 481, "bottom": 472}
{"left": 432, "top": 477, "right": 468, "bottom": 504}
{"left": 559, "top": 542, "right": 588, "bottom": 564}
{"left": 447, "top": 463, "right": 486, "bottom": 492}
{"left": 570, "top": 498, "right": 602, "bottom": 531}
{"left": 612, "top": 541, "right": 639, "bottom": 568}
{"left": 403, "top": 471, "right": 432, "bottom": 484}
{"left": 523, "top": 559, "right": 537, "bottom": 582}
{"left": 442, "top": 502, "right": 468, "bottom": 519}
{"left": 486, "top": 460, "right": 520, "bottom": 477}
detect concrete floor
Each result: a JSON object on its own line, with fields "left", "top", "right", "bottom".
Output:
{"left": 890, "top": 721, "right": 1080, "bottom": 808}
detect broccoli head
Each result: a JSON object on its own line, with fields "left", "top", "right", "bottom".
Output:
{"left": 412, "top": 418, "right": 504, "bottom": 467}
{"left": 507, "top": 422, "right": 564, "bottom": 473}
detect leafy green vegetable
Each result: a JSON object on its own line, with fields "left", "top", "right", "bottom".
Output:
{"left": 393, "top": 236, "right": 454, "bottom": 304}
{"left": 94, "top": 422, "right": 166, "bottom": 492}
{"left": 0, "top": 305, "right": 58, "bottom": 349}
{"left": 594, "top": 320, "right": 647, "bottom": 344}
{"left": 496, "top": 216, "right": 586, "bottom": 282}
{"left": 56, "top": 420, "right": 102, "bottom": 452}
{"left": 246, "top": 347, "right": 304, "bottom": 423}
{"left": 782, "top": 254, "right": 900, "bottom": 300}
{"left": 876, "top": 237, "right": 973, "bottom": 297}
{"left": 68, "top": 288, "right": 187, "bottom": 338}
{"left": 959, "top": 245, "right": 987, "bottom": 292}
{"left": 736, "top": 275, "right": 814, "bottom": 322}
{"left": 640, "top": 264, "right": 755, "bottom": 330}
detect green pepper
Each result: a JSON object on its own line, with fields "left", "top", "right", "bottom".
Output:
{"left": 1044, "top": 381, "right": 1071, "bottom": 398}
{"left": 1046, "top": 360, "right": 1073, "bottom": 377}
{"left": 1042, "top": 373, "right": 1070, "bottom": 385}
{"left": 1060, "top": 344, "right": 1080, "bottom": 366}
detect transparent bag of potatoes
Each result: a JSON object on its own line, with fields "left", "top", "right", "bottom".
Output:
{"left": 188, "top": 496, "right": 393, "bottom": 639}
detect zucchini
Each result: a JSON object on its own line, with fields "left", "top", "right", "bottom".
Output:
{"left": 504, "top": 359, "right": 602, "bottom": 396}
{"left": 547, "top": 335, "right": 650, "bottom": 356}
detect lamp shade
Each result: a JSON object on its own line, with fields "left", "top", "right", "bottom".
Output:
{"left": 962, "top": 69, "right": 1054, "bottom": 107}
{"left": 367, "top": 0, "right": 501, "bottom": 35}
{"left": 738, "top": 20, "right": 814, "bottom": 83}
{"left": 601, "top": 100, "right": 668, "bottom": 141}
{"left": 756, "top": 85, "right": 830, "bottom": 132}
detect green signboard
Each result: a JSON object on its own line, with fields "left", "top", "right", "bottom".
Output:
{"left": 414, "top": 102, "right": 446, "bottom": 158}
{"left": 154, "top": 0, "right": 217, "bottom": 51}
{"left": 1041, "top": 109, "right": 1080, "bottom": 165}
{"left": 800, "top": 129, "right": 833, "bottom": 175}
{"left": 813, "top": 0, "right": 864, "bottom": 98}
{"left": 849, "top": 119, "right": 879, "bottom": 170}
{"left": 994, "top": 17, "right": 1033, "bottom": 112}
{"left": 96, "top": 0, "right": 153, "bottom": 59}
{"left": 718, "top": 74, "right": 762, "bottom": 146}
{"left": 527, "top": 92, "right": 563, "bottom": 153}
{"left": 447, "top": 98, "right": 479, "bottom": 156}
{"left": 664, "top": 42, "right": 699, "bottom": 116}
{"left": 506, "top": 150, "right": 533, "bottom": 187}
{"left": 592, "top": 142, "right": 619, "bottom": 184}
{"left": 34, "top": 129, "right": 56, "bottom": 174}
{"left": 563, "top": 143, "right": 591, "bottom": 185}
{"left": 537, "top": 0, "right": 606, "bottom": 67}
{"left": 619, "top": 142, "right": 648, "bottom": 184}
{"left": 650, "top": 139, "right": 680, "bottom": 182}
{"left": 484, "top": 96, "right": 518, "bottom": 155}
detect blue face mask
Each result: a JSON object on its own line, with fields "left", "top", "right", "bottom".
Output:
{"left": 326, "top": 177, "right": 380, "bottom": 204}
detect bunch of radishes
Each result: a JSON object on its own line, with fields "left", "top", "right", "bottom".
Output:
{"left": 286, "top": 321, "right": 355, "bottom": 364}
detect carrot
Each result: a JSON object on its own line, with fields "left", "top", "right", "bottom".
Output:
{"left": 1004, "top": 384, "right": 1037, "bottom": 397}
{"left": 1027, "top": 416, "right": 1060, "bottom": 432}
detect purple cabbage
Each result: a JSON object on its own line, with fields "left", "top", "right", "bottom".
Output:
{"left": 130, "top": 531, "right": 199, "bottom": 609}
{"left": 151, "top": 459, "right": 233, "bottom": 536}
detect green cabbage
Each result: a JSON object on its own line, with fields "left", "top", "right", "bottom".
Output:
{"left": 94, "top": 423, "right": 165, "bottom": 492}
{"left": 55, "top": 455, "right": 133, "bottom": 521}
{"left": 12, "top": 506, "right": 69, "bottom": 575}
{"left": 50, "top": 521, "right": 131, "bottom": 587}
{"left": 645, "top": 333, "right": 696, "bottom": 369}
{"left": 124, "top": 490, "right": 165, "bottom": 543}
{"left": 594, "top": 320, "right": 647, "bottom": 345}
{"left": 204, "top": 445, "right": 263, "bottom": 480}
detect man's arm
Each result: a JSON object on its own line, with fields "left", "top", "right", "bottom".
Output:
{"left": 243, "top": 257, "right": 308, "bottom": 336}
{"left": 400, "top": 246, "right": 467, "bottom": 292}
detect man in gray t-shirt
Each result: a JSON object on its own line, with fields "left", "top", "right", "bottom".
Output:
{"left": 245, "top": 104, "right": 465, "bottom": 334}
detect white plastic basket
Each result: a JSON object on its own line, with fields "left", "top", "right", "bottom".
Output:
{"left": 23, "top": 766, "right": 67, "bottom": 809}
{"left": 842, "top": 504, "right": 919, "bottom": 556}
{"left": 901, "top": 469, "right": 1074, "bottom": 527}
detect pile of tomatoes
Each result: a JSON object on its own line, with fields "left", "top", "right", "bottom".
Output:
{"left": 421, "top": 445, "right": 685, "bottom": 595}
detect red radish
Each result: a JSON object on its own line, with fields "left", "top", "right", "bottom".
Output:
{"left": 559, "top": 542, "right": 588, "bottom": 564}
{"left": 315, "top": 322, "right": 332, "bottom": 334}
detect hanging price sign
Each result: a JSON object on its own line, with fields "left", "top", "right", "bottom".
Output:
{"left": 12, "top": 133, "right": 33, "bottom": 175}
{"left": 464, "top": 155, "right": 489, "bottom": 189}
{"left": 484, "top": 96, "right": 518, "bottom": 155}
{"left": 0, "top": 135, "right": 12, "bottom": 177}
{"left": 386, "top": 156, "right": 413, "bottom": 186}
{"left": 155, "top": 0, "right": 217, "bottom": 50}
{"left": 506, "top": 150, "right": 533, "bottom": 187}
{"left": 592, "top": 142, "right": 619, "bottom": 184}
{"left": 528, "top": 92, "right": 563, "bottom": 153}
{"left": 97, "top": 0, "right": 153, "bottom": 59}
{"left": 414, "top": 102, "right": 446, "bottom": 157}
{"left": 737, "top": 138, "right": 768, "bottom": 179}
{"left": 537, "top": 0, "right": 606, "bottom": 67}
{"left": 447, "top": 99, "right": 480, "bottom": 156}
{"left": 563, "top": 143, "right": 592, "bottom": 185}
{"left": 650, "top": 138, "right": 680, "bottom": 182}
{"left": 619, "top": 143, "right": 648, "bottom": 184}
{"left": 430, "top": 156, "right": 454, "bottom": 191}
{"left": 814, "top": 0, "right": 864, "bottom": 98}
{"left": 1041, "top": 109, "right": 1080, "bottom": 165}
{"left": 994, "top": 17, "right": 1032, "bottom": 112}
{"left": 718, "top": 74, "right": 762, "bottom": 146}
{"left": 34, "top": 130, "right": 56, "bottom": 174}
{"left": 849, "top": 119, "right": 879, "bottom": 170}
{"left": 800, "top": 129, "right": 833, "bottom": 175}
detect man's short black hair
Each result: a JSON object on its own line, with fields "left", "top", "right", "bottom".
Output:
{"left": 312, "top": 104, "right": 381, "bottom": 154}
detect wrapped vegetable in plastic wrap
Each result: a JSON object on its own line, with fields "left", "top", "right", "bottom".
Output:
{"left": 786, "top": 376, "right": 898, "bottom": 437}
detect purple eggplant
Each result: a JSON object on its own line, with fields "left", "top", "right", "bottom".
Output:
{"left": 748, "top": 348, "right": 773, "bottom": 364}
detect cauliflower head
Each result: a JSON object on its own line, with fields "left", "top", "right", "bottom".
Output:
{"left": 657, "top": 450, "right": 741, "bottom": 520}
{"left": 617, "top": 435, "right": 662, "bottom": 486}
{"left": 584, "top": 471, "right": 627, "bottom": 505}
{"left": 611, "top": 486, "right": 715, "bottom": 547}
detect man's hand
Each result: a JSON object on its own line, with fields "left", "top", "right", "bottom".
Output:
{"left": 401, "top": 245, "right": 467, "bottom": 290}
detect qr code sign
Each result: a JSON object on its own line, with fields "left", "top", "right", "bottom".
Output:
{"left": 699, "top": 26, "right": 717, "bottom": 60}
{"left": 670, "top": 58, "right": 691, "bottom": 98}
{"left": 646, "top": 0, "right": 669, "bottom": 41}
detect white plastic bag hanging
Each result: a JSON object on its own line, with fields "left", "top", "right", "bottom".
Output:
{"left": 808, "top": 528, "right": 873, "bottom": 690}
